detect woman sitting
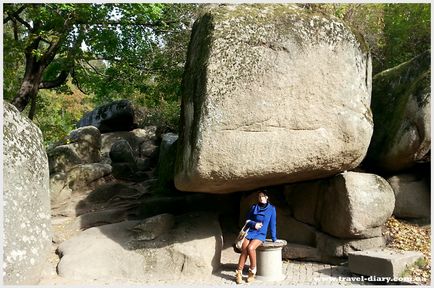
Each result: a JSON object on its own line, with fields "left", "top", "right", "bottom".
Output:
{"left": 235, "top": 190, "right": 276, "bottom": 284}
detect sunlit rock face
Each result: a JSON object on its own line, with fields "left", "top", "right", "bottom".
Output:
{"left": 175, "top": 4, "right": 373, "bottom": 193}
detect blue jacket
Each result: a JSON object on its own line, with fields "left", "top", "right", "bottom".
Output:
{"left": 245, "top": 203, "right": 276, "bottom": 242}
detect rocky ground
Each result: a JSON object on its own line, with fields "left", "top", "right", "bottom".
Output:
{"left": 39, "top": 204, "right": 431, "bottom": 285}
{"left": 383, "top": 216, "right": 431, "bottom": 285}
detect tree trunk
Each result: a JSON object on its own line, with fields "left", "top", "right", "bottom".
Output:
{"left": 11, "top": 59, "right": 44, "bottom": 112}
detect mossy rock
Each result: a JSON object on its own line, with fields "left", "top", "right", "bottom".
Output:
{"left": 365, "top": 50, "right": 430, "bottom": 172}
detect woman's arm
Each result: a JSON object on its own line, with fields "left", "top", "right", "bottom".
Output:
{"left": 270, "top": 206, "right": 277, "bottom": 242}
{"left": 245, "top": 204, "right": 257, "bottom": 229}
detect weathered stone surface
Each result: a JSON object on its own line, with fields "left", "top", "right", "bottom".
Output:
{"left": 68, "top": 126, "right": 101, "bottom": 164}
{"left": 57, "top": 212, "right": 223, "bottom": 282}
{"left": 282, "top": 243, "right": 321, "bottom": 262}
{"left": 109, "top": 140, "right": 136, "bottom": 165}
{"left": 140, "top": 142, "right": 159, "bottom": 158}
{"left": 50, "top": 172, "right": 73, "bottom": 214}
{"left": 47, "top": 145, "right": 82, "bottom": 174}
{"left": 366, "top": 50, "right": 430, "bottom": 172}
{"left": 101, "top": 127, "right": 158, "bottom": 157}
{"left": 320, "top": 172, "right": 394, "bottom": 239}
{"left": 109, "top": 140, "right": 151, "bottom": 181}
{"left": 348, "top": 248, "right": 424, "bottom": 278}
{"left": 175, "top": 4, "right": 373, "bottom": 193}
{"left": 387, "top": 173, "right": 430, "bottom": 219}
{"left": 74, "top": 182, "right": 150, "bottom": 218}
{"left": 284, "top": 181, "right": 324, "bottom": 226}
{"left": 316, "top": 232, "right": 386, "bottom": 258}
{"left": 47, "top": 127, "right": 101, "bottom": 174}
{"left": 129, "top": 213, "right": 175, "bottom": 240}
{"left": 276, "top": 208, "right": 317, "bottom": 247}
{"left": 285, "top": 171, "right": 394, "bottom": 239}
{"left": 156, "top": 133, "right": 178, "bottom": 193}
{"left": 76, "top": 99, "right": 137, "bottom": 133}
{"left": 3, "top": 102, "right": 52, "bottom": 285}
{"left": 67, "top": 163, "right": 112, "bottom": 191}
{"left": 57, "top": 220, "right": 146, "bottom": 281}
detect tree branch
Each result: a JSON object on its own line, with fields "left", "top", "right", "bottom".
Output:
{"left": 76, "top": 19, "right": 177, "bottom": 28}
{"left": 71, "top": 68, "right": 88, "bottom": 94}
{"left": 39, "top": 37, "right": 63, "bottom": 67}
{"left": 39, "top": 70, "right": 70, "bottom": 89}
{"left": 3, "top": 4, "right": 28, "bottom": 24}
{"left": 8, "top": 12, "right": 33, "bottom": 31}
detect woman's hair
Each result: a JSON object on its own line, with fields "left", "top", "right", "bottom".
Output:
{"left": 257, "top": 189, "right": 271, "bottom": 204}
{"left": 257, "top": 190, "right": 268, "bottom": 198}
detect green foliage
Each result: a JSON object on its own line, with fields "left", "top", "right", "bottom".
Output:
{"left": 4, "top": 3, "right": 198, "bottom": 143}
{"left": 382, "top": 4, "right": 430, "bottom": 71}
{"left": 31, "top": 80, "right": 94, "bottom": 145}
{"left": 302, "top": 3, "right": 430, "bottom": 74}
{"left": 139, "top": 100, "right": 181, "bottom": 132}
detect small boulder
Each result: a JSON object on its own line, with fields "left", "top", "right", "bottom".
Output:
{"left": 285, "top": 172, "right": 395, "bottom": 239}
{"left": 47, "top": 145, "right": 82, "bottom": 174}
{"left": 68, "top": 126, "right": 101, "bottom": 164}
{"left": 100, "top": 127, "right": 158, "bottom": 158}
{"left": 387, "top": 173, "right": 430, "bottom": 219}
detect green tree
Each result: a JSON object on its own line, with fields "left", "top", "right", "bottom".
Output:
{"left": 382, "top": 4, "right": 430, "bottom": 70}
{"left": 300, "top": 3, "right": 430, "bottom": 74}
{"left": 3, "top": 3, "right": 198, "bottom": 120}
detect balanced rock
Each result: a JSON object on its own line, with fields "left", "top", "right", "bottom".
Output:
{"left": 175, "top": 4, "right": 373, "bottom": 193}
{"left": 3, "top": 102, "right": 52, "bottom": 284}
{"left": 366, "top": 50, "right": 430, "bottom": 172}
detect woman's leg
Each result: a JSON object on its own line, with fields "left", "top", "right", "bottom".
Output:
{"left": 246, "top": 239, "right": 263, "bottom": 272}
{"left": 237, "top": 238, "right": 250, "bottom": 271}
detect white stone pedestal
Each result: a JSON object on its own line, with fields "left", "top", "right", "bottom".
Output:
{"left": 256, "top": 239, "right": 287, "bottom": 281}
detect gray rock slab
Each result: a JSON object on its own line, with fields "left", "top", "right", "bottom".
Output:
{"left": 57, "top": 212, "right": 223, "bottom": 282}
{"left": 348, "top": 248, "right": 424, "bottom": 278}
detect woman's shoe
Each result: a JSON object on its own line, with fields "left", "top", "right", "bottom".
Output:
{"left": 247, "top": 269, "right": 255, "bottom": 283}
{"left": 235, "top": 269, "right": 244, "bottom": 284}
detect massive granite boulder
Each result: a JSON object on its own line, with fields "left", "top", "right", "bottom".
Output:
{"left": 3, "top": 102, "right": 52, "bottom": 284}
{"left": 365, "top": 50, "right": 430, "bottom": 172}
{"left": 76, "top": 100, "right": 137, "bottom": 133}
{"left": 175, "top": 4, "right": 373, "bottom": 193}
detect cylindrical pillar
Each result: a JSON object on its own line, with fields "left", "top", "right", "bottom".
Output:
{"left": 256, "top": 239, "right": 287, "bottom": 281}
